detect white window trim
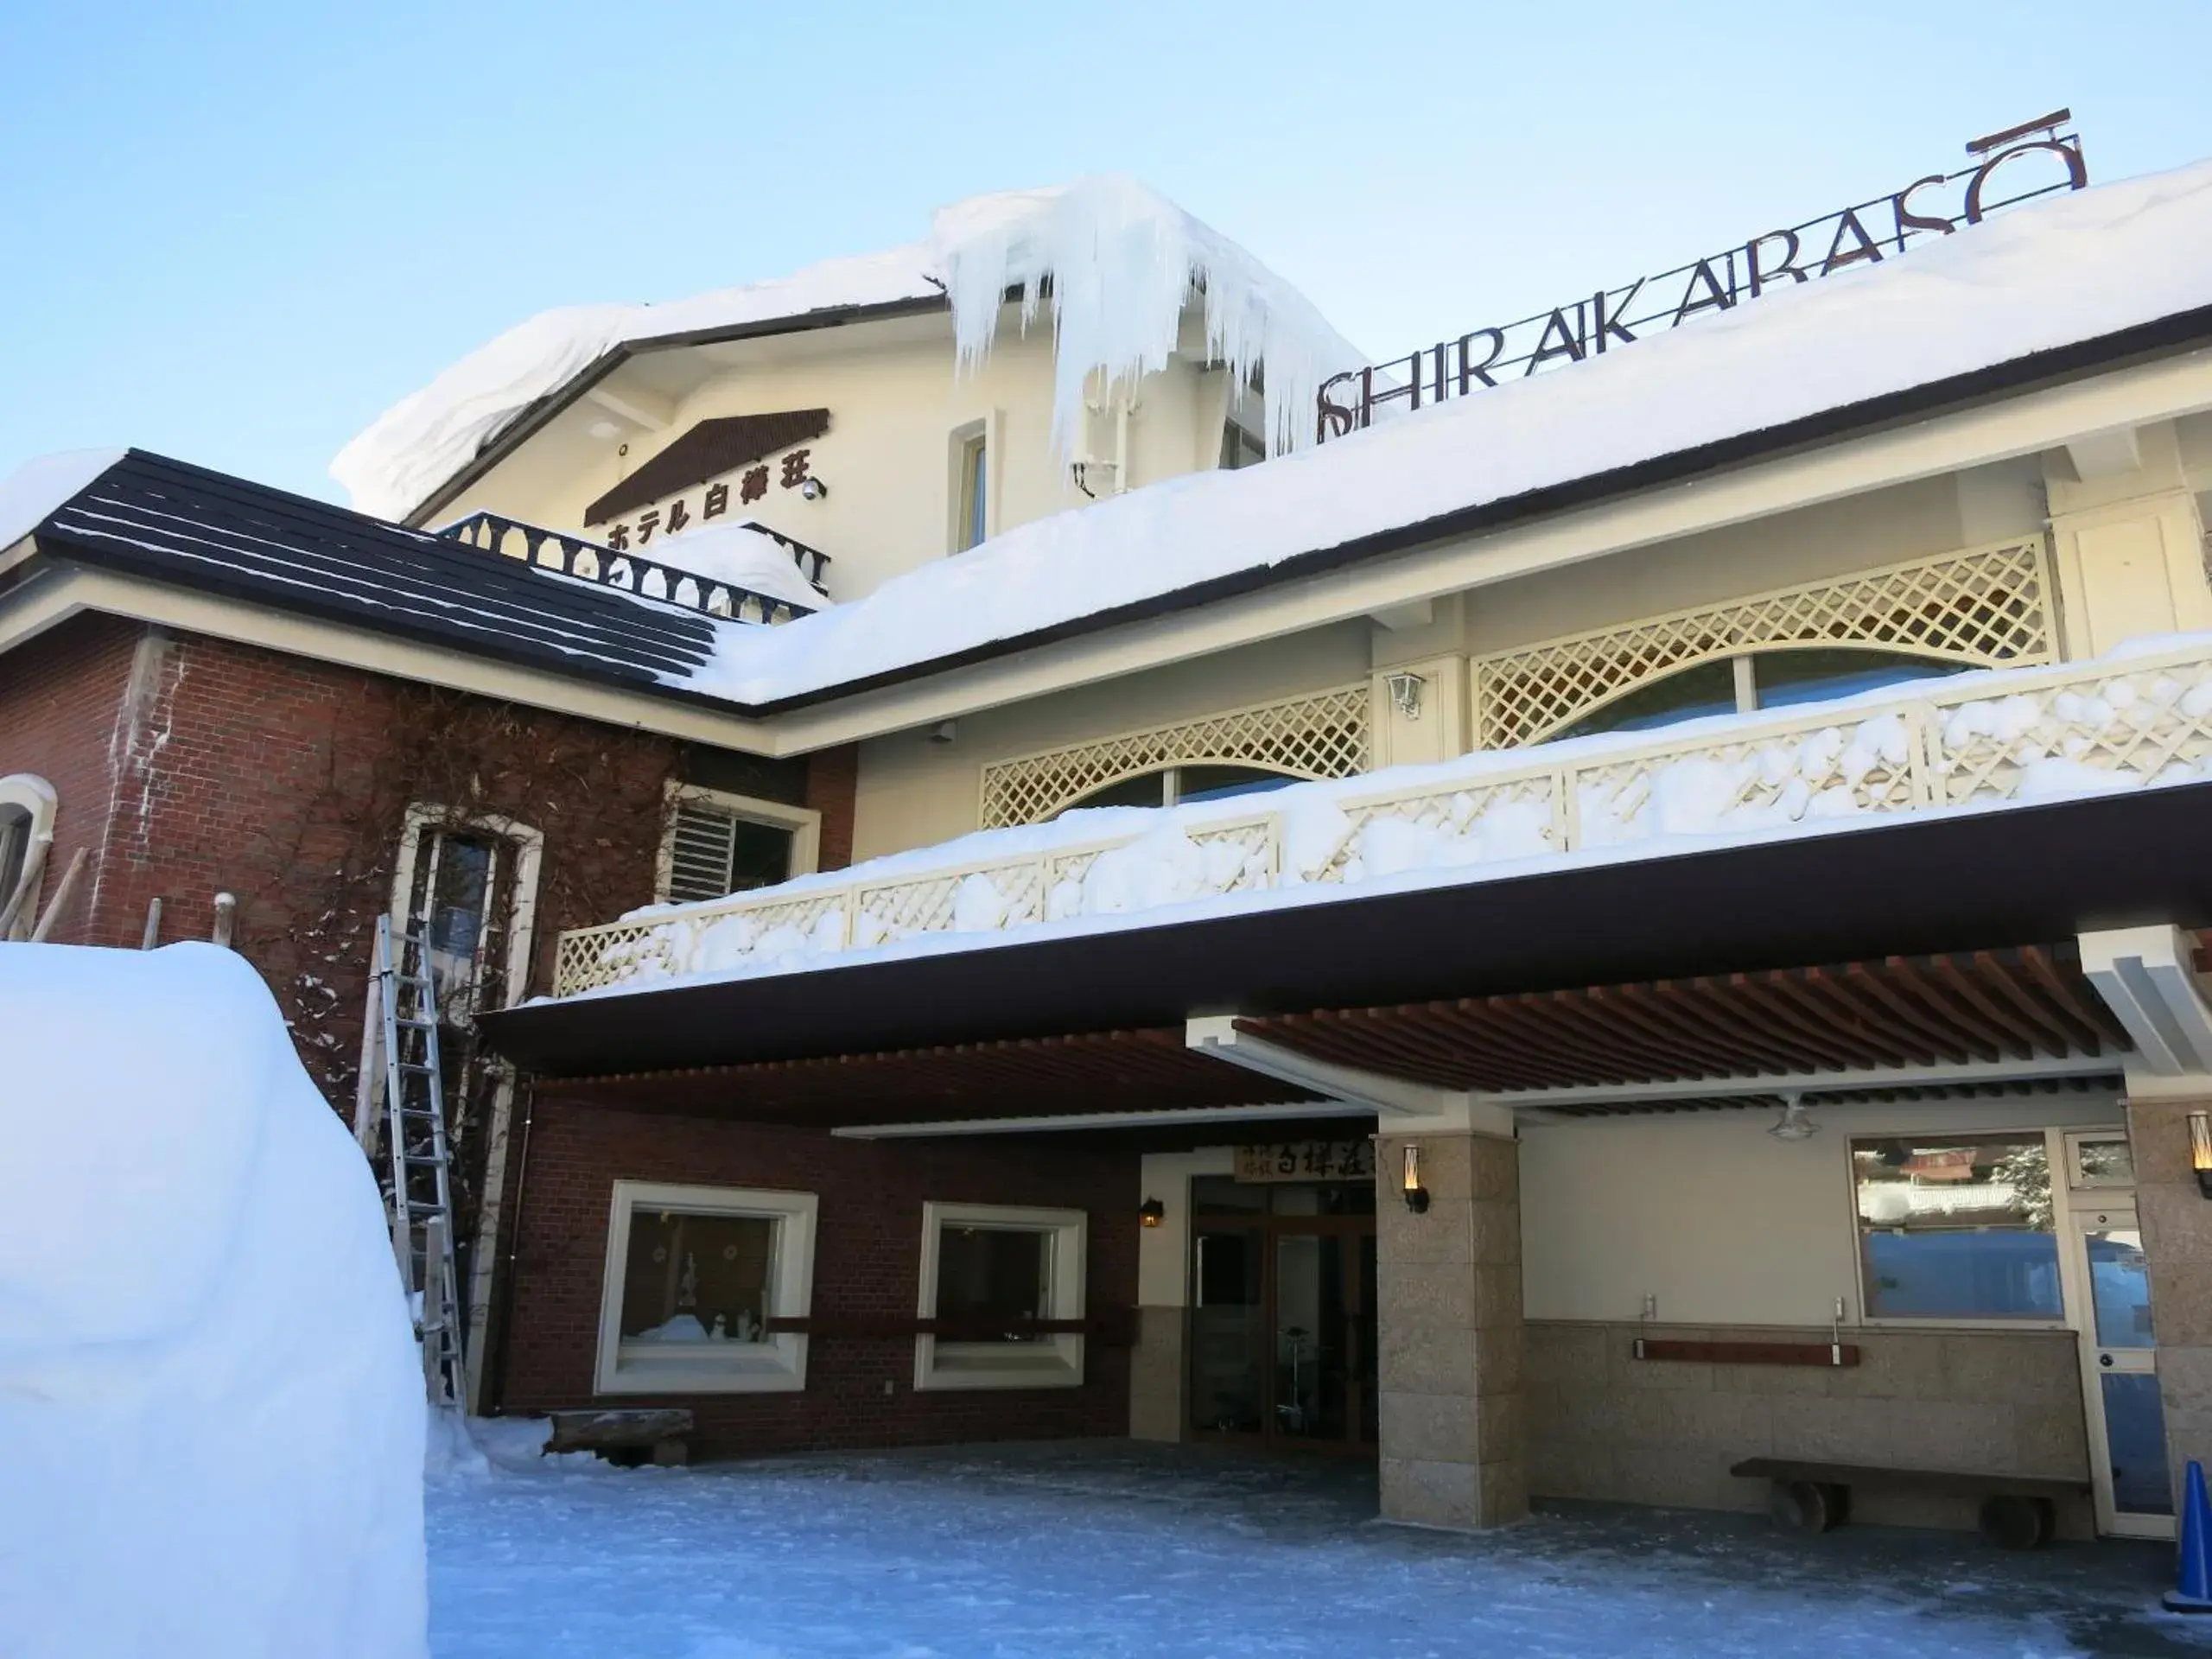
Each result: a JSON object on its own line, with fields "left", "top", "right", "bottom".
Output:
{"left": 914, "top": 1200, "right": 1086, "bottom": 1392}
{"left": 594, "top": 1180, "right": 818, "bottom": 1395}
{"left": 388, "top": 803, "right": 545, "bottom": 1010}
{"left": 0, "top": 772, "right": 59, "bottom": 941}
{"left": 654, "top": 782, "right": 821, "bottom": 904}
{"left": 947, "top": 412, "right": 1001, "bottom": 554}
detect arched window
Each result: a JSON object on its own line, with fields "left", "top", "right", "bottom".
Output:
{"left": 1557, "top": 649, "right": 1971, "bottom": 743}
{"left": 1058, "top": 763, "right": 1299, "bottom": 816}
{"left": 0, "top": 772, "right": 59, "bottom": 940}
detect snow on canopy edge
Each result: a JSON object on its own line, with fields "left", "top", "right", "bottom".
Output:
{"left": 677, "top": 157, "right": 2212, "bottom": 709}
{"left": 0, "top": 448, "right": 127, "bottom": 554}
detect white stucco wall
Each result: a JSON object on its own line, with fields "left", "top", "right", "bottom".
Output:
{"left": 1517, "top": 1095, "right": 2124, "bottom": 1328}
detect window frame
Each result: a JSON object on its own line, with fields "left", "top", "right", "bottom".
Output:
{"left": 655, "top": 782, "right": 821, "bottom": 905}
{"left": 948, "top": 415, "right": 998, "bottom": 554}
{"left": 913, "top": 1200, "right": 1086, "bottom": 1391}
{"left": 0, "top": 772, "right": 58, "bottom": 941}
{"left": 1846, "top": 1125, "right": 2073, "bottom": 1332}
{"left": 594, "top": 1179, "right": 819, "bottom": 1395}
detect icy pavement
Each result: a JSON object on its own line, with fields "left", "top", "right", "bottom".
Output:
{"left": 429, "top": 1436, "right": 2212, "bottom": 1658}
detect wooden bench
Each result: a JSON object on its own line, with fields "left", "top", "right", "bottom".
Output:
{"left": 545, "top": 1408, "right": 694, "bottom": 1467}
{"left": 1731, "top": 1458, "right": 2091, "bottom": 1549}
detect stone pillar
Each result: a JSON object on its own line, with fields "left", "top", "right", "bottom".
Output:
{"left": 2126, "top": 1093, "right": 2212, "bottom": 1494}
{"left": 1374, "top": 1127, "right": 1527, "bottom": 1529}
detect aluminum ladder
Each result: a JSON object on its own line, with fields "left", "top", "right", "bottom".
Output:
{"left": 364, "top": 913, "right": 467, "bottom": 1407}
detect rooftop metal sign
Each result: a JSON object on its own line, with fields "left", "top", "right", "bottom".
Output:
{"left": 1316, "top": 110, "right": 2089, "bottom": 442}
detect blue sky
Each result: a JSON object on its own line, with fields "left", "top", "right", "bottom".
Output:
{"left": 3, "top": 0, "right": 2208, "bottom": 505}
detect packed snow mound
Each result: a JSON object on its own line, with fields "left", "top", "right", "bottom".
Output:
{"left": 931, "top": 175, "right": 1363, "bottom": 459}
{"left": 681, "top": 156, "right": 2212, "bottom": 707}
{"left": 331, "top": 179, "right": 1355, "bottom": 521}
{"left": 644, "top": 518, "right": 833, "bottom": 611}
{"left": 0, "top": 942, "right": 427, "bottom": 1659}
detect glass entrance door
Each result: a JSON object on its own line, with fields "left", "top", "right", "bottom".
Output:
{"left": 2069, "top": 1200, "right": 2173, "bottom": 1535}
{"left": 1188, "top": 1179, "right": 1376, "bottom": 1452}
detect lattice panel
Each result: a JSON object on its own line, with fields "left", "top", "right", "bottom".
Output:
{"left": 1309, "top": 776, "right": 1562, "bottom": 884}
{"left": 1472, "top": 540, "right": 2055, "bottom": 750}
{"left": 855, "top": 860, "right": 1049, "bottom": 947}
{"left": 979, "top": 684, "right": 1372, "bottom": 827}
{"left": 1573, "top": 709, "right": 1923, "bottom": 848}
{"left": 1930, "top": 663, "right": 2212, "bottom": 807}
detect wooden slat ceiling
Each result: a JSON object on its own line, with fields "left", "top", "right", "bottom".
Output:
{"left": 1235, "top": 945, "right": 2128, "bottom": 1096}
{"left": 546, "top": 1027, "right": 1325, "bottom": 1127}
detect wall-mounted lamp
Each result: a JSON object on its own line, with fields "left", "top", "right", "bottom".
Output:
{"left": 1401, "top": 1144, "right": 1430, "bottom": 1214}
{"left": 1385, "top": 670, "right": 1427, "bottom": 722}
{"left": 1139, "top": 1197, "right": 1165, "bottom": 1228}
{"left": 2190, "top": 1111, "right": 2212, "bottom": 1198}
{"left": 799, "top": 476, "right": 829, "bottom": 501}
{"left": 927, "top": 720, "right": 958, "bottom": 746}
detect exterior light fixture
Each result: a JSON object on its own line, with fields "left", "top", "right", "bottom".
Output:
{"left": 1401, "top": 1144, "right": 1430, "bottom": 1214}
{"left": 2190, "top": 1111, "right": 2212, "bottom": 1198}
{"left": 799, "top": 476, "right": 829, "bottom": 501}
{"left": 1385, "top": 670, "right": 1427, "bottom": 721}
{"left": 1139, "top": 1197, "right": 1165, "bottom": 1228}
{"left": 927, "top": 720, "right": 957, "bottom": 746}
{"left": 1768, "top": 1093, "right": 1817, "bottom": 1142}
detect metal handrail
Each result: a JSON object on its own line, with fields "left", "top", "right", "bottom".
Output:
{"left": 439, "top": 510, "right": 823, "bottom": 625}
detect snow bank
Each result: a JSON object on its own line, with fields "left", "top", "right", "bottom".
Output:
{"left": 643, "top": 518, "right": 831, "bottom": 611}
{"left": 682, "top": 156, "right": 2212, "bottom": 708}
{"left": 0, "top": 943, "right": 426, "bottom": 1659}
{"left": 932, "top": 175, "right": 1362, "bottom": 459}
{"left": 332, "top": 178, "right": 1356, "bottom": 523}
{"left": 0, "top": 448, "right": 124, "bottom": 553}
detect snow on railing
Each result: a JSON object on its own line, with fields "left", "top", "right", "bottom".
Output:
{"left": 440, "top": 510, "right": 825, "bottom": 625}
{"left": 550, "top": 640, "right": 2212, "bottom": 998}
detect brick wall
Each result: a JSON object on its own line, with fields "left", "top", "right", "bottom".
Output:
{"left": 0, "top": 614, "right": 145, "bottom": 935}
{"left": 0, "top": 618, "right": 861, "bottom": 1101}
{"left": 499, "top": 1099, "right": 1141, "bottom": 1456}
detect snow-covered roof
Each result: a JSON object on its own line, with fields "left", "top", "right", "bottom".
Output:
{"left": 677, "top": 157, "right": 2212, "bottom": 709}
{"left": 331, "top": 177, "right": 1364, "bottom": 524}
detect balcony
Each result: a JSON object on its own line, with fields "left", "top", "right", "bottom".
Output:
{"left": 440, "top": 510, "right": 829, "bottom": 626}
{"left": 550, "top": 638, "right": 2212, "bottom": 999}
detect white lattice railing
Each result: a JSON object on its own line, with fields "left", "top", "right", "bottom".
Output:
{"left": 551, "top": 640, "right": 2212, "bottom": 997}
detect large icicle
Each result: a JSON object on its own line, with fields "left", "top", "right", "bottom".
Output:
{"left": 930, "top": 175, "right": 1359, "bottom": 459}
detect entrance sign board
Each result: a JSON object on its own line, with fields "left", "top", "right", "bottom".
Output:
{"left": 1234, "top": 1140, "right": 1376, "bottom": 1183}
{"left": 1316, "top": 110, "right": 2089, "bottom": 442}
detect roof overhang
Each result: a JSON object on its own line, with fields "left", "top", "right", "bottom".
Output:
{"left": 480, "top": 779, "right": 2212, "bottom": 1081}
{"left": 404, "top": 296, "right": 950, "bottom": 527}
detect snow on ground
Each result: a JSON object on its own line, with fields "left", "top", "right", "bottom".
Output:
{"left": 428, "top": 1438, "right": 2205, "bottom": 1658}
{"left": 0, "top": 942, "right": 427, "bottom": 1659}
{"left": 681, "top": 157, "right": 2212, "bottom": 708}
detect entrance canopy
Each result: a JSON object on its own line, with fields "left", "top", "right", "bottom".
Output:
{"left": 484, "top": 785, "right": 2211, "bottom": 1131}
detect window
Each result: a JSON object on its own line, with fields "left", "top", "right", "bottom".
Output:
{"left": 658, "top": 785, "right": 820, "bottom": 905}
{"left": 1218, "top": 421, "right": 1265, "bottom": 471}
{"left": 594, "top": 1181, "right": 817, "bottom": 1394}
{"left": 914, "top": 1201, "right": 1085, "bottom": 1390}
{"left": 1852, "top": 1133, "right": 2062, "bottom": 1321}
{"left": 1058, "top": 764, "right": 1299, "bottom": 816}
{"left": 956, "top": 431, "right": 989, "bottom": 552}
{"left": 0, "top": 773, "right": 57, "bottom": 940}
{"left": 1557, "top": 649, "right": 1972, "bottom": 743}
